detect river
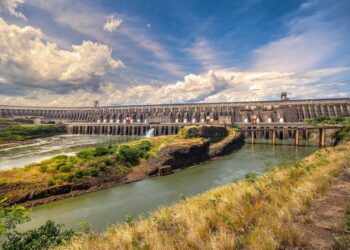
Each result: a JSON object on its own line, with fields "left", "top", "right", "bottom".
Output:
{"left": 0, "top": 135, "right": 140, "bottom": 170}
{"left": 11, "top": 138, "right": 317, "bottom": 233}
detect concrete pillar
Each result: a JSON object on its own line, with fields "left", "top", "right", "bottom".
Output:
{"left": 251, "top": 130, "right": 254, "bottom": 144}
{"left": 272, "top": 130, "right": 275, "bottom": 145}
{"left": 295, "top": 129, "right": 299, "bottom": 146}
{"left": 320, "top": 128, "right": 325, "bottom": 147}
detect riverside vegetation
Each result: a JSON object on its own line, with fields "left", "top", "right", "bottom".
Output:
{"left": 0, "top": 124, "right": 66, "bottom": 145}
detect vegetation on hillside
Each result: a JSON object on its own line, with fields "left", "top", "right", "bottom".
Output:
{"left": 60, "top": 139, "right": 350, "bottom": 249}
{"left": 0, "top": 124, "right": 66, "bottom": 144}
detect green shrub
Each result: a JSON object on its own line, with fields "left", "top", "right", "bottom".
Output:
{"left": 39, "top": 165, "right": 48, "bottom": 173}
{"left": 93, "top": 147, "right": 111, "bottom": 157}
{"left": 76, "top": 146, "right": 115, "bottom": 160}
{"left": 76, "top": 148, "right": 96, "bottom": 159}
{"left": 64, "top": 174, "right": 75, "bottom": 183}
{"left": 334, "top": 116, "right": 345, "bottom": 123}
{"left": 100, "top": 155, "right": 113, "bottom": 165}
{"left": 47, "top": 179, "right": 55, "bottom": 187}
{"left": 115, "top": 165, "right": 132, "bottom": 174}
{"left": 244, "top": 172, "right": 258, "bottom": 183}
{"left": 136, "top": 140, "right": 153, "bottom": 158}
{"left": 117, "top": 145, "right": 140, "bottom": 166}
{"left": 59, "top": 164, "right": 72, "bottom": 173}
{"left": 138, "top": 140, "right": 153, "bottom": 151}
{"left": 74, "top": 169, "right": 86, "bottom": 179}
{"left": 89, "top": 168, "right": 99, "bottom": 177}
{"left": 335, "top": 125, "right": 350, "bottom": 143}
{"left": 0, "top": 195, "right": 30, "bottom": 235}
{"left": 1, "top": 220, "right": 75, "bottom": 250}
{"left": 98, "top": 162, "right": 107, "bottom": 171}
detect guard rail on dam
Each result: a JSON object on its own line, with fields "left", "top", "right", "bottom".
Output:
{"left": 1, "top": 98, "right": 349, "bottom": 124}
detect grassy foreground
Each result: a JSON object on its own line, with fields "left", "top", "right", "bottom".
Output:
{"left": 60, "top": 142, "right": 349, "bottom": 249}
{"left": 0, "top": 124, "right": 66, "bottom": 145}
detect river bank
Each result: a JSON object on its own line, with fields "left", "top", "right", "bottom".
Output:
{"left": 0, "top": 134, "right": 139, "bottom": 170}
{"left": 0, "top": 126, "right": 243, "bottom": 207}
{"left": 0, "top": 124, "right": 67, "bottom": 147}
{"left": 60, "top": 139, "right": 350, "bottom": 250}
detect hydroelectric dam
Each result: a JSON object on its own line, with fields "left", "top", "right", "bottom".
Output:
{"left": 1, "top": 98, "right": 349, "bottom": 146}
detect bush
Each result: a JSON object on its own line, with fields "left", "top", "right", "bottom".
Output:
{"left": 93, "top": 147, "right": 111, "bottom": 157}
{"left": 77, "top": 147, "right": 115, "bottom": 160}
{"left": 0, "top": 195, "right": 30, "bottom": 235}
{"left": 59, "top": 164, "right": 72, "bottom": 173}
{"left": 136, "top": 140, "right": 153, "bottom": 158}
{"left": 244, "top": 172, "right": 258, "bottom": 183}
{"left": 117, "top": 145, "right": 140, "bottom": 166}
{"left": 1, "top": 220, "right": 75, "bottom": 250}
{"left": 47, "top": 179, "right": 55, "bottom": 187}
{"left": 138, "top": 140, "right": 153, "bottom": 151}
{"left": 334, "top": 116, "right": 345, "bottom": 123}
{"left": 89, "top": 168, "right": 99, "bottom": 177}
{"left": 98, "top": 162, "right": 107, "bottom": 171}
{"left": 39, "top": 165, "right": 48, "bottom": 173}
{"left": 74, "top": 169, "right": 86, "bottom": 179}
{"left": 314, "top": 116, "right": 329, "bottom": 123}
{"left": 64, "top": 174, "right": 75, "bottom": 183}
{"left": 76, "top": 148, "right": 96, "bottom": 159}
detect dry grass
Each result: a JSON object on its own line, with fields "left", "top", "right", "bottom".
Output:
{"left": 60, "top": 142, "right": 349, "bottom": 250}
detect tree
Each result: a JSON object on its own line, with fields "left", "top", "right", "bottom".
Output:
{"left": 2, "top": 220, "right": 75, "bottom": 250}
{"left": 0, "top": 195, "right": 30, "bottom": 235}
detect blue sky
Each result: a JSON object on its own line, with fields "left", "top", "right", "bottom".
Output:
{"left": 0, "top": 0, "right": 349, "bottom": 106}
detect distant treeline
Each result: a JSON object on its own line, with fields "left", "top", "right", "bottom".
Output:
{"left": 0, "top": 124, "right": 67, "bottom": 144}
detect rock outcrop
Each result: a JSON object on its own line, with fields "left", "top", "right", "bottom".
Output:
{"left": 148, "top": 127, "right": 244, "bottom": 176}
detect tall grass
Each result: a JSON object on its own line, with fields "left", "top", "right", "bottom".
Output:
{"left": 60, "top": 142, "right": 350, "bottom": 250}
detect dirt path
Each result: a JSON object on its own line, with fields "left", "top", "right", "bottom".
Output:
{"left": 292, "top": 167, "right": 350, "bottom": 249}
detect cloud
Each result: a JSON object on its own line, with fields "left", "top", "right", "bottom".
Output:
{"left": 103, "top": 15, "right": 123, "bottom": 32}
{"left": 2, "top": 67, "right": 348, "bottom": 106}
{"left": 0, "top": 0, "right": 26, "bottom": 20}
{"left": 26, "top": 0, "right": 185, "bottom": 78}
{"left": 253, "top": 32, "right": 339, "bottom": 73}
{"left": 187, "top": 39, "right": 221, "bottom": 69}
{"left": 0, "top": 18, "right": 123, "bottom": 88}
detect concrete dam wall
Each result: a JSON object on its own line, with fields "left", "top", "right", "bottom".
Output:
{"left": 1, "top": 98, "right": 349, "bottom": 124}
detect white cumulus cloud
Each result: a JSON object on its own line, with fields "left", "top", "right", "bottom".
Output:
{"left": 103, "top": 15, "right": 123, "bottom": 32}
{"left": 0, "top": 18, "right": 123, "bottom": 87}
{"left": 1, "top": 67, "right": 348, "bottom": 107}
{"left": 0, "top": 0, "right": 26, "bottom": 20}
